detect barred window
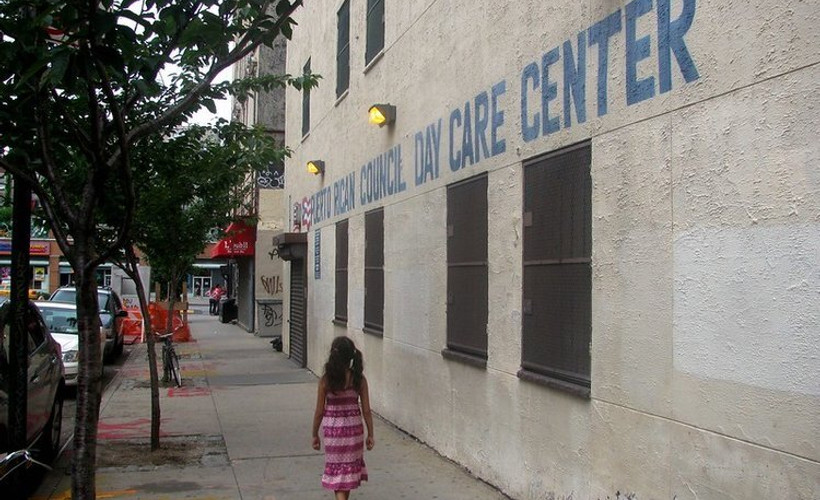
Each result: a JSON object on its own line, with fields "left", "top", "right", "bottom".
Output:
{"left": 301, "top": 58, "right": 311, "bottom": 137}
{"left": 336, "top": 1, "right": 350, "bottom": 97}
{"left": 335, "top": 219, "right": 348, "bottom": 323}
{"left": 365, "top": 0, "right": 384, "bottom": 65}
{"left": 520, "top": 142, "right": 592, "bottom": 396}
{"left": 364, "top": 208, "right": 384, "bottom": 335}
{"left": 443, "top": 174, "right": 488, "bottom": 366}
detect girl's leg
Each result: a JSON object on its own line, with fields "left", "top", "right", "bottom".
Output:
{"left": 334, "top": 491, "right": 350, "bottom": 500}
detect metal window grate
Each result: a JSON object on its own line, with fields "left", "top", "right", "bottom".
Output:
{"left": 301, "top": 58, "right": 311, "bottom": 137}
{"left": 446, "top": 174, "right": 488, "bottom": 359}
{"left": 522, "top": 143, "right": 591, "bottom": 388}
{"left": 336, "top": 1, "right": 350, "bottom": 97}
{"left": 290, "top": 259, "right": 307, "bottom": 368}
{"left": 365, "top": 0, "right": 385, "bottom": 65}
{"left": 364, "top": 209, "right": 384, "bottom": 332}
{"left": 335, "top": 220, "right": 348, "bottom": 322}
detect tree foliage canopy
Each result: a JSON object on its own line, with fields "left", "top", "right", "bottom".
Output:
{"left": 132, "top": 121, "right": 283, "bottom": 289}
{"left": 0, "top": 0, "right": 312, "bottom": 269}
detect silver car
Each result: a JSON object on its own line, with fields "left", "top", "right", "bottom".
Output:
{"left": 35, "top": 302, "right": 106, "bottom": 387}
{"left": 49, "top": 286, "right": 127, "bottom": 363}
{"left": 0, "top": 301, "right": 65, "bottom": 461}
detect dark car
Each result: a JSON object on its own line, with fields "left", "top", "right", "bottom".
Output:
{"left": 0, "top": 301, "right": 66, "bottom": 462}
{"left": 49, "top": 286, "right": 127, "bottom": 363}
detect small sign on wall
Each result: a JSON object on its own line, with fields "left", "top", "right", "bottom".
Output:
{"left": 314, "top": 229, "right": 321, "bottom": 280}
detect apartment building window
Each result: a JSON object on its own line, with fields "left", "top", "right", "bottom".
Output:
{"left": 444, "top": 174, "right": 488, "bottom": 366}
{"left": 335, "top": 219, "right": 349, "bottom": 323}
{"left": 364, "top": 208, "right": 384, "bottom": 335}
{"left": 365, "top": 0, "right": 384, "bottom": 66}
{"left": 520, "top": 142, "right": 592, "bottom": 396}
{"left": 336, "top": 0, "right": 350, "bottom": 97}
{"left": 301, "top": 58, "right": 311, "bottom": 137}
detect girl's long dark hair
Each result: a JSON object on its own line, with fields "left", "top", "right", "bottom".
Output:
{"left": 323, "top": 336, "right": 364, "bottom": 393}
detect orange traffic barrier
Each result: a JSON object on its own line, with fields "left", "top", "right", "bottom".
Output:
{"left": 147, "top": 302, "right": 192, "bottom": 342}
{"left": 122, "top": 307, "right": 144, "bottom": 345}
{"left": 123, "top": 303, "right": 192, "bottom": 343}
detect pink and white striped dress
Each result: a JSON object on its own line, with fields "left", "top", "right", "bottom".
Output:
{"left": 321, "top": 388, "right": 368, "bottom": 491}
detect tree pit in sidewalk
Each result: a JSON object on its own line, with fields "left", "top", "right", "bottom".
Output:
{"left": 97, "top": 435, "right": 228, "bottom": 470}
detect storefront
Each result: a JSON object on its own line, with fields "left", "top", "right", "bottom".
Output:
{"left": 210, "top": 220, "right": 256, "bottom": 330}
{"left": 0, "top": 239, "right": 57, "bottom": 296}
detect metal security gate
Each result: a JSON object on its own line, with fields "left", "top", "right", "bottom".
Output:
{"left": 289, "top": 259, "right": 307, "bottom": 367}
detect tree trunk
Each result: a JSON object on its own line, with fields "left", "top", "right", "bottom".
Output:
{"left": 123, "top": 247, "right": 162, "bottom": 450}
{"left": 8, "top": 175, "right": 31, "bottom": 499}
{"left": 71, "top": 262, "right": 104, "bottom": 500}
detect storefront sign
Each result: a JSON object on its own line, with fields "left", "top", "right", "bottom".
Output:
{"left": 0, "top": 241, "right": 51, "bottom": 255}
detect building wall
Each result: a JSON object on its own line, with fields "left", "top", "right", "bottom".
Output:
{"left": 256, "top": 189, "right": 287, "bottom": 337}
{"left": 282, "top": 1, "right": 820, "bottom": 498}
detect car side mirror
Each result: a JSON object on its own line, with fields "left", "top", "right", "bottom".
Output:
{"left": 115, "top": 310, "right": 128, "bottom": 318}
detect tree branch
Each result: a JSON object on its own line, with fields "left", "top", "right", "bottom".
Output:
{"left": 123, "top": 0, "right": 300, "bottom": 147}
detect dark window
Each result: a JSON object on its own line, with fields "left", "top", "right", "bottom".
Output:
{"left": 444, "top": 174, "right": 488, "bottom": 364}
{"left": 520, "top": 142, "right": 592, "bottom": 395}
{"left": 336, "top": 0, "right": 350, "bottom": 97}
{"left": 335, "top": 219, "right": 349, "bottom": 323}
{"left": 365, "top": 0, "right": 384, "bottom": 65}
{"left": 364, "top": 208, "right": 384, "bottom": 334}
{"left": 301, "top": 58, "right": 311, "bottom": 137}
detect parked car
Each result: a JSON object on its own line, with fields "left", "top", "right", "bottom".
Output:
{"left": 35, "top": 302, "right": 106, "bottom": 387}
{"left": 0, "top": 300, "right": 66, "bottom": 462}
{"left": 49, "top": 286, "right": 127, "bottom": 363}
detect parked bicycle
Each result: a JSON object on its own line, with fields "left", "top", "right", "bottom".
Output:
{"left": 156, "top": 332, "right": 182, "bottom": 387}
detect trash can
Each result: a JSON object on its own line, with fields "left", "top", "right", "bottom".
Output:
{"left": 219, "top": 297, "right": 237, "bottom": 323}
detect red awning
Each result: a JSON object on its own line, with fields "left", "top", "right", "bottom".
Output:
{"left": 210, "top": 221, "right": 256, "bottom": 258}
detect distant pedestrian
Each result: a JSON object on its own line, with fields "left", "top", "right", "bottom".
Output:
{"left": 209, "top": 284, "right": 223, "bottom": 315}
{"left": 312, "top": 336, "right": 374, "bottom": 500}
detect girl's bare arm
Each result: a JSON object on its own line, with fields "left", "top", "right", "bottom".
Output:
{"left": 312, "top": 376, "right": 327, "bottom": 449}
{"left": 360, "top": 376, "right": 375, "bottom": 449}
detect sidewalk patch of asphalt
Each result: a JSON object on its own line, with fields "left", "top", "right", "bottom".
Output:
{"left": 97, "top": 434, "right": 228, "bottom": 471}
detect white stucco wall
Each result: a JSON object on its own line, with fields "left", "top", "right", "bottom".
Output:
{"left": 279, "top": 0, "right": 820, "bottom": 498}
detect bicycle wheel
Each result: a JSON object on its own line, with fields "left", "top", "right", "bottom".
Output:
{"left": 169, "top": 349, "right": 182, "bottom": 387}
{"left": 161, "top": 346, "right": 171, "bottom": 383}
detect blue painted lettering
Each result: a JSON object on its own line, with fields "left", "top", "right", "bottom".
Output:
{"left": 461, "top": 102, "right": 474, "bottom": 167}
{"left": 588, "top": 10, "right": 622, "bottom": 117}
{"left": 541, "top": 47, "right": 561, "bottom": 136}
{"left": 491, "top": 80, "right": 506, "bottom": 156}
{"left": 361, "top": 145, "right": 406, "bottom": 206}
{"left": 626, "top": 0, "right": 655, "bottom": 105}
{"left": 426, "top": 119, "right": 442, "bottom": 182}
{"left": 333, "top": 173, "right": 355, "bottom": 216}
{"left": 449, "top": 108, "right": 463, "bottom": 170}
{"left": 414, "top": 131, "right": 425, "bottom": 186}
{"left": 521, "top": 63, "right": 540, "bottom": 142}
{"left": 563, "top": 32, "right": 587, "bottom": 128}
{"left": 657, "top": 0, "right": 699, "bottom": 93}
{"left": 474, "top": 91, "right": 491, "bottom": 163}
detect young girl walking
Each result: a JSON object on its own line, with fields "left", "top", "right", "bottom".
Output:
{"left": 312, "top": 336, "right": 375, "bottom": 500}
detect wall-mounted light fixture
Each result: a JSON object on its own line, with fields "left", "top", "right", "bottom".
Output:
{"left": 368, "top": 104, "right": 396, "bottom": 127}
{"left": 306, "top": 160, "right": 325, "bottom": 175}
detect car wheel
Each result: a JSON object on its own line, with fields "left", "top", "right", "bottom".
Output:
{"left": 36, "top": 391, "right": 64, "bottom": 462}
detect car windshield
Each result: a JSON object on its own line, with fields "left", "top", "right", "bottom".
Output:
{"left": 51, "top": 289, "right": 110, "bottom": 310}
{"left": 38, "top": 307, "right": 79, "bottom": 334}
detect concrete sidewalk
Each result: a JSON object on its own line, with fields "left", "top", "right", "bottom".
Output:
{"left": 34, "top": 310, "right": 508, "bottom": 499}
